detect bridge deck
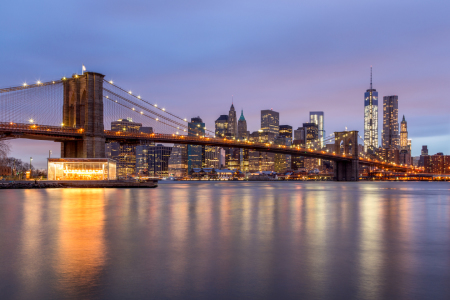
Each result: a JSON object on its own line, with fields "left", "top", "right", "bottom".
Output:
{"left": 0, "top": 122, "right": 418, "bottom": 172}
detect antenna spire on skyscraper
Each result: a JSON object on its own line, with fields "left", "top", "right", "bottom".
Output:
{"left": 370, "top": 66, "right": 372, "bottom": 90}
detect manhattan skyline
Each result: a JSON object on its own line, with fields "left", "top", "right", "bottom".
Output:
{"left": 1, "top": 0, "right": 449, "bottom": 167}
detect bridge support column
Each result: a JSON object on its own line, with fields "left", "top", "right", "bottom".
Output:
{"left": 333, "top": 131, "right": 360, "bottom": 181}
{"left": 334, "top": 159, "right": 359, "bottom": 181}
{"left": 61, "top": 72, "right": 106, "bottom": 158}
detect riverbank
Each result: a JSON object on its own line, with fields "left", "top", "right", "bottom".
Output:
{"left": 0, "top": 180, "right": 158, "bottom": 189}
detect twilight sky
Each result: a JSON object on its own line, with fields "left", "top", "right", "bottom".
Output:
{"left": 1, "top": 0, "right": 449, "bottom": 168}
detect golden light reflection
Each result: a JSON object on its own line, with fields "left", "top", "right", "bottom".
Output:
{"left": 357, "top": 191, "right": 382, "bottom": 299}
{"left": 19, "top": 190, "right": 45, "bottom": 298}
{"left": 56, "top": 189, "right": 106, "bottom": 295}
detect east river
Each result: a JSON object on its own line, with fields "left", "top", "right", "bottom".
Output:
{"left": 0, "top": 182, "right": 449, "bottom": 300}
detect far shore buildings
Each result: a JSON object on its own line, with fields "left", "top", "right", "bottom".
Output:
{"left": 106, "top": 118, "right": 152, "bottom": 177}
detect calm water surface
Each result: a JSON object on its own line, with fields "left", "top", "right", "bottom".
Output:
{"left": 0, "top": 182, "right": 449, "bottom": 300}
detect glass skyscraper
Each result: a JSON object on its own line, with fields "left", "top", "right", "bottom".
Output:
{"left": 261, "top": 109, "right": 279, "bottom": 137}
{"left": 309, "top": 112, "right": 324, "bottom": 148}
{"left": 382, "top": 95, "right": 399, "bottom": 150}
{"left": 364, "top": 68, "right": 378, "bottom": 152}
{"left": 188, "top": 117, "right": 205, "bottom": 172}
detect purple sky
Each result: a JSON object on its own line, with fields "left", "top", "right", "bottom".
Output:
{"left": 1, "top": 0, "right": 449, "bottom": 168}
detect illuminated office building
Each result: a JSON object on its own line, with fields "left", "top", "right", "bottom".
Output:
{"left": 188, "top": 117, "right": 205, "bottom": 172}
{"left": 274, "top": 136, "right": 291, "bottom": 173}
{"left": 309, "top": 112, "right": 324, "bottom": 148}
{"left": 382, "top": 95, "right": 399, "bottom": 150}
{"left": 303, "top": 122, "right": 319, "bottom": 147}
{"left": 215, "top": 115, "right": 229, "bottom": 138}
{"left": 293, "top": 127, "right": 306, "bottom": 145}
{"left": 228, "top": 104, "right": 237, "bottom": 137}
{"left": 364, "top": 68, "right": 378, "bottom": 152}
{"left": 399, "top": 115, "right": 411, "bottom": 165}
{"left": 261, "top": 109, "right": 279, "bottom": 136}
{"left": 108, "top": 118, "right": 153, "bottom": 177}
{"left": 136, "top": 144, "right": 172, "bottom": 178}
{"left": 168, "top": 144, "right": 188, "bottom": 177}
{"left": 279, "top": 125, "right": 293, "bottom": 142}
{"left": 400, "top": 115, "right": 408, "bottom": 150}
{"left": 248, "top": 131, "right": 276, "bottom": 172}
{"left": 238, "top": 110, "right": 249, "bottom": 139}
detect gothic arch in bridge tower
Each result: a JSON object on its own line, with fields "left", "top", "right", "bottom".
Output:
{"left": 61, "top": 72, "right": 106, "bottom": 158}
{"left": 333, "top": 131, "right": 359, "bottom": 181}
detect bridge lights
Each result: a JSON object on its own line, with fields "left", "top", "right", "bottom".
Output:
{"left": 128, "top": 91, "right": 132, "bottom": 94}
{"left": 162, "top": 108, "right": 165, "bottom": 111}
{"left": 29, "top": 119, "right": 34, "bottom": 123}
{"left": 154, "top": 104, "right": 157, "bottom": 107}
{"left": 62, "top": 77, "right": 67, "bottom": 80}
{"left": 155, "top": 118, "right": 158, "bottom": 121}
{"left": 37, "top": 81, "right": 41, "bottom": 85}
{"left": 140, "top": 111, "right": 143, "bottom": 114}
{"left": 23, "top": 82, "right": 27, "bottom": 87}
{"left": 109, "top": 80, "right": 113, "bottom": 84}
{"left": 137, "top": 95, "right": 141, "bottom": 99}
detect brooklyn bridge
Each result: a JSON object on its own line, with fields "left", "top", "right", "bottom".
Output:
{"left": 0, "top": 71, "right": 418, "bottom": 181}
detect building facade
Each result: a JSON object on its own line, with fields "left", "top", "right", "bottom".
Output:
{"left": 309, "top": 112, "right": 324, "bottom": 148}
{"left": 237, "top": 110, "right": 248, "bottom": 140}
{"left": 136, "top": 144, "right": 172, "bottom": 178}
{"left": 279, "top": 125, "right": 293, "bottom": 142}
{"left": 424, "top": 153, "right": 450, "bottom": 174}
{"left": 293, "top": 127, "right": 306, "bottom": 146}
{"left": 215, "top": 115, "right": 228, "bottom": 138}
{"left": 382, "top": 95, "right": 399, "bottom": 150}
{"left": 228, "top": 104, "right": 237, "bottom": 137}
{"left": 261, "top": 109, "right": 279, "bottom": 135}
{"left": 168, "top": 144, "right": 188, "bottom": 177}
{"left": 188, "top": 117, "right": 205, "bottom": 172}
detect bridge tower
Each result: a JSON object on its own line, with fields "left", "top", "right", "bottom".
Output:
{"left": 334, "top": 131, "right": 359, "bottom": 181}
{"left": 61, "top": 72, "right": 106, "bottom": 158}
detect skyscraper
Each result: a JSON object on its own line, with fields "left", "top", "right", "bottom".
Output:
{"left": 303, "top": 122, "right": 319, "bottom": 147}
{"left": 400, "top": 115, "right": 408, "bottom": 150}
{"left": 261, "top": 109, "right": 279, "bottom": 136}
{"left": 188, "top": 117, "right": 205, "bottom": 172}
{"left": 237, "top": 110, "right": 248, "bottom": 139}
{"left": 399, "top": 115, "right": 411, "bottom": 165}
{"left": 382, "top": 95, "right": 399, "bottom": 149}
{"left": 228, "top": 103, "right": 237, "bottom": 137}
{"left": 309, "top": 112, "right": 324, "bottom": 148}
{"left": 215, "top": 115, "right": 228, "bottom": 137}
{"left": 279, "top": 125, "right": 293, "bottom": 142}
{"left": 364, "top": 67, "right": 378, "bottom": 152}
{"left": 168, "top": 144, "right": 188, "bottom": 177}
{"left": 136, "top": 144, "right": 172, "bottom": 178}
{"left": 293, "top": 127, "right": 306, "bottom": 145}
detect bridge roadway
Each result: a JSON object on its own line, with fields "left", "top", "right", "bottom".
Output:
{"left": 0, "top": 122, "right": 416, "bottom": 172}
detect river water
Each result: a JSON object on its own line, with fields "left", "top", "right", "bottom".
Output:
{"left": 0, "top": 182, "right": 449, "bottom": 300}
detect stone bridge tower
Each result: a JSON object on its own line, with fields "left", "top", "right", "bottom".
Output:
{"left": 61, "top": 72, "right": 106, "bottom": 158}
{"left": 334, "top": 131, "right": 359, "bottom": 181}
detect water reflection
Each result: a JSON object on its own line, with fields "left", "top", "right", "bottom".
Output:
{"left": 0, "top": 182, "right": 449, "bottom": 300}
{"left": 56, "top": 189, "right": 106, "bottom": 298}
